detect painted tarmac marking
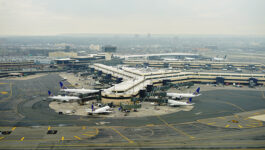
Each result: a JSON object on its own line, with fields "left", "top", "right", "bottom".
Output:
{"left": 157, "top": 115, "right": 195, "bottom": 139}
{"left": 0, "top": 137, "right": 4, "bottom": 140}
{"left": 74, "top": 136, "right": 81, "bottom": 140}
{"left": 225, "top": 125, "right": 230, "bottom": 128}
{"left": 82, "top": 134, "right": 95, "bottom": 137}
{"left": 234, "top": 114, "right": 239, "bottom": 119}
{"left": 82, "top": 126, "right": 86, "bottom": 130}
{"left": 146, "top": 124, "right": 154, "bottom": 127}
{"left": 224, "top": 101, "right": 245, "bottom": 112}
{"left": 246, "top": 124, "right": 256, "bottom": 127}
{"left": 218, "top": 117, "right": 225, "bottom": 120}
{"left": 238, "top": 125, "right": 243, "bottom": 128}
{"left": 111, "top": 128, "right": 134, "bottom": 144}
{"left": 261, "top": 90, "right": 265, "bottom": 99}
{"left": 61, "top": 136, "right": 64, "bottom": 141}
{"left": 207, "top": 122, "right": 216, "bottom": 125}
{"left": 0, "top": 91, "right": 8, "bottom": 95}
{"left": 20, "top": 137, "right": 24, "bottom": 141}
{"left": 11, "top": 127, "right": 16, "bottom": 131}
{"left": 48, "top": 126, "right": 51, "bottom": 130}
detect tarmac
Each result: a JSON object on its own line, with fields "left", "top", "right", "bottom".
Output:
{"left": 0, "top": 73, "right": 265, "bottom": 149}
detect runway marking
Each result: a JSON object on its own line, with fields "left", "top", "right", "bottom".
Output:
{"left": 20, "top": 137, "right": 24, "bottom": 141}
{"left": 222, "top": 101, "right": 245, "bottom": 112}
{"left": 0, "top": 91, "right": 8, "bottom": 95}
{"left": 95, "top": 128, "right": 99, "bottom": 135}
{"left": 146, "top": 124, "right": 154, "bottom": 127}
{"left": 48, "top": 126, "right": 51, "bottom": 130}
{"left": 61, "top": 136, "right": 64, "bottom": 141}
{"left": 218, "top": 117, "right": 225, "bottom": 120}
{"left": 261, "top": 90, "right": 265, "bottom": 99}
{"left": 82, "top": 126, "right": 86, "bottom": 130}
{"left": 9, "top": 83, "right": 12, "bottom": 98}
{"left": 238, "top": 125, "right": 243, "bottom": 128}
{"left": 157, "top": 115, "right": 195, "bottom": 139}
{"left": 207, "top": 122, "right": 216, "bottom": 125}
{"left": 225, "top": 125, "right": 230, "bottom": 128}
{"left": 11, "top": 127, "right": 16, "bottom": 131}
{"left": 234, "top": 114, "right": 239, "bottom": 119}
{"left": 82, "top": 134, "right": 95, "bottom": 137}
{"left": 74, "top": 136, "right": 81, "bottom": 140}
{"left": 246, "top": 124, "right": 256, "bottom": 127}
{"left": 111, "top": 128, "right": 134, "bottom": 143}
{"left": 252, "top": 112, "right": 260, "bottom": 115}
{"left": 0, "top": 83, "right": 8, "bottom": 85}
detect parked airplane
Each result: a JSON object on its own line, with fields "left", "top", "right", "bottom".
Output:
{"left": 87, "top": 104, "right": 113, "bottom": 115}
{"left": 59, "top": 82, "right": 99, "bottom": 94}
{"left": 213, "top": 55, "right": 227, "bottom": 61}
{"left": 168, "top": 98, "right": 194, "bottom": 106}
{"left": 48, "top": 90, "right": 80, "bottom": 102}
{"left": 184, "top": 57, "right": 195, "bottom": 61}
{"left": 163, "top": 58, "right": 179, "bottom": 61}
{"left": 167, "top": 87, "right": 201, "bottom": 99}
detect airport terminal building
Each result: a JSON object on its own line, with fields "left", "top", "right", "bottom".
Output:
{"left": 90, "top": 63, "right": 265, "bottom": 105}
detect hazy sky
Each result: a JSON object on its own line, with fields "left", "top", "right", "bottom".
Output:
{"left": 0, "top": 0, "right": 265, "bottom": 36}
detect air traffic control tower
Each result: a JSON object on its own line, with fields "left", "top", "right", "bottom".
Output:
{"left": 102, "top": 46, "right": 117, "bottom": 61}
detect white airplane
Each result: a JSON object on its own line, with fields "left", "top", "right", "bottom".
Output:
{"left": 168, "top": 98, "right": 194, "bottom": 106}
{"left": 61, "top": 88, "right": 99, "bottom": 94}
{"left": 59, "top": 82, "right": 99, "bottom": 94}
{"left": 87, "top": 104, "right": 113, "bottom": 115}
{"left": 184, "top": 57, "right": 195, "bottom": 61}
{"left": 163, "top": 58, "right": 179, "bottom": 61}
{"left": 213, "top": 55, "right": 227, "bottom": 61}
{"left": 167, "top": 87, "right": 201, "bottom": 99}
{"left": 48, "top": 90, "right": 80, "bottom": 102}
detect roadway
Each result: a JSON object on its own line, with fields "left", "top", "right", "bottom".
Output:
{"left": 0, "top": 73, "right": 265, "bottom": 149}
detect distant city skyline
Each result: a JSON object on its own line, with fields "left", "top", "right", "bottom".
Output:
{"left": 0, "top": 0, "right": 265, "bottom": 36}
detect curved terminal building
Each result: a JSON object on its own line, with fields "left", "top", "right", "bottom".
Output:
{"left": 91, "top": 63, "right": 265, "bottom": 105}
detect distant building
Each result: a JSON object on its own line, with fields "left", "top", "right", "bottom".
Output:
{"left": 102, "top": 46, "right": 117, "bottom": 61}
{"left": 102, "top": 46, "right": 117, "bottom": 53}
{"left": 89, "top": 44, "right": 100, "bottom": 51}
{"left": 48, "top": 51, "right": 77, "bottom": 58}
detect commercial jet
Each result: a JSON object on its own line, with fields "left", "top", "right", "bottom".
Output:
{"left": 184, "top": 57, "right": 195, "bottom": 61}
{"left": 87, "top": 104, "right": 113, "bottom": 115}
{"left": 167, "top": 87, "right": 201, "bottom": 99}
{"left": 59, "top": 82, "right": 99, "bottom": 94}
{"left": 213, "top": 55, "right": 227, "bottom": 61}
{"left": 48, "top": 90, "right": 80, "bottom": 102}
{"left": 168, "top": 98, "right": 194, "bottom": 106}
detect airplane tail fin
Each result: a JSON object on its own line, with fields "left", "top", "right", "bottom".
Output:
{"left": 189, "top": 98, "right": 192, "bottom": 103}
{"left": 91, "top": 104, "right": 94, "bottom": 112}
{"left": 59, "top": 81, "right": 64, "bottom": 89}
{"left": 59, "top": 81, "right": 67, "bottom": 89}
{"left": 193, "top": 87, "right": 200, "bottom": 95}
{"left": 48, "top": 90, "right": 52, "bottom": 96}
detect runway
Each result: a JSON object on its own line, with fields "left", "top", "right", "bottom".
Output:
{"left": 0, "top": 73, "right": 265, "bottom": 149}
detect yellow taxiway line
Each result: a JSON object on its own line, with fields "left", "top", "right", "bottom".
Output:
{"left": 12, "top": 127, "right": 16, "bottom": 131}
{"left": 20, "top": 137, "right": 24, "bottom": 141}
{"left": 157, "top": 115, "right": 195, "bottom": 139}
{"left": 74, "top": 136, "right": 81, "bottom": 140}
{"left": 111, "top": 128, "right": 134, "bottom": 144}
